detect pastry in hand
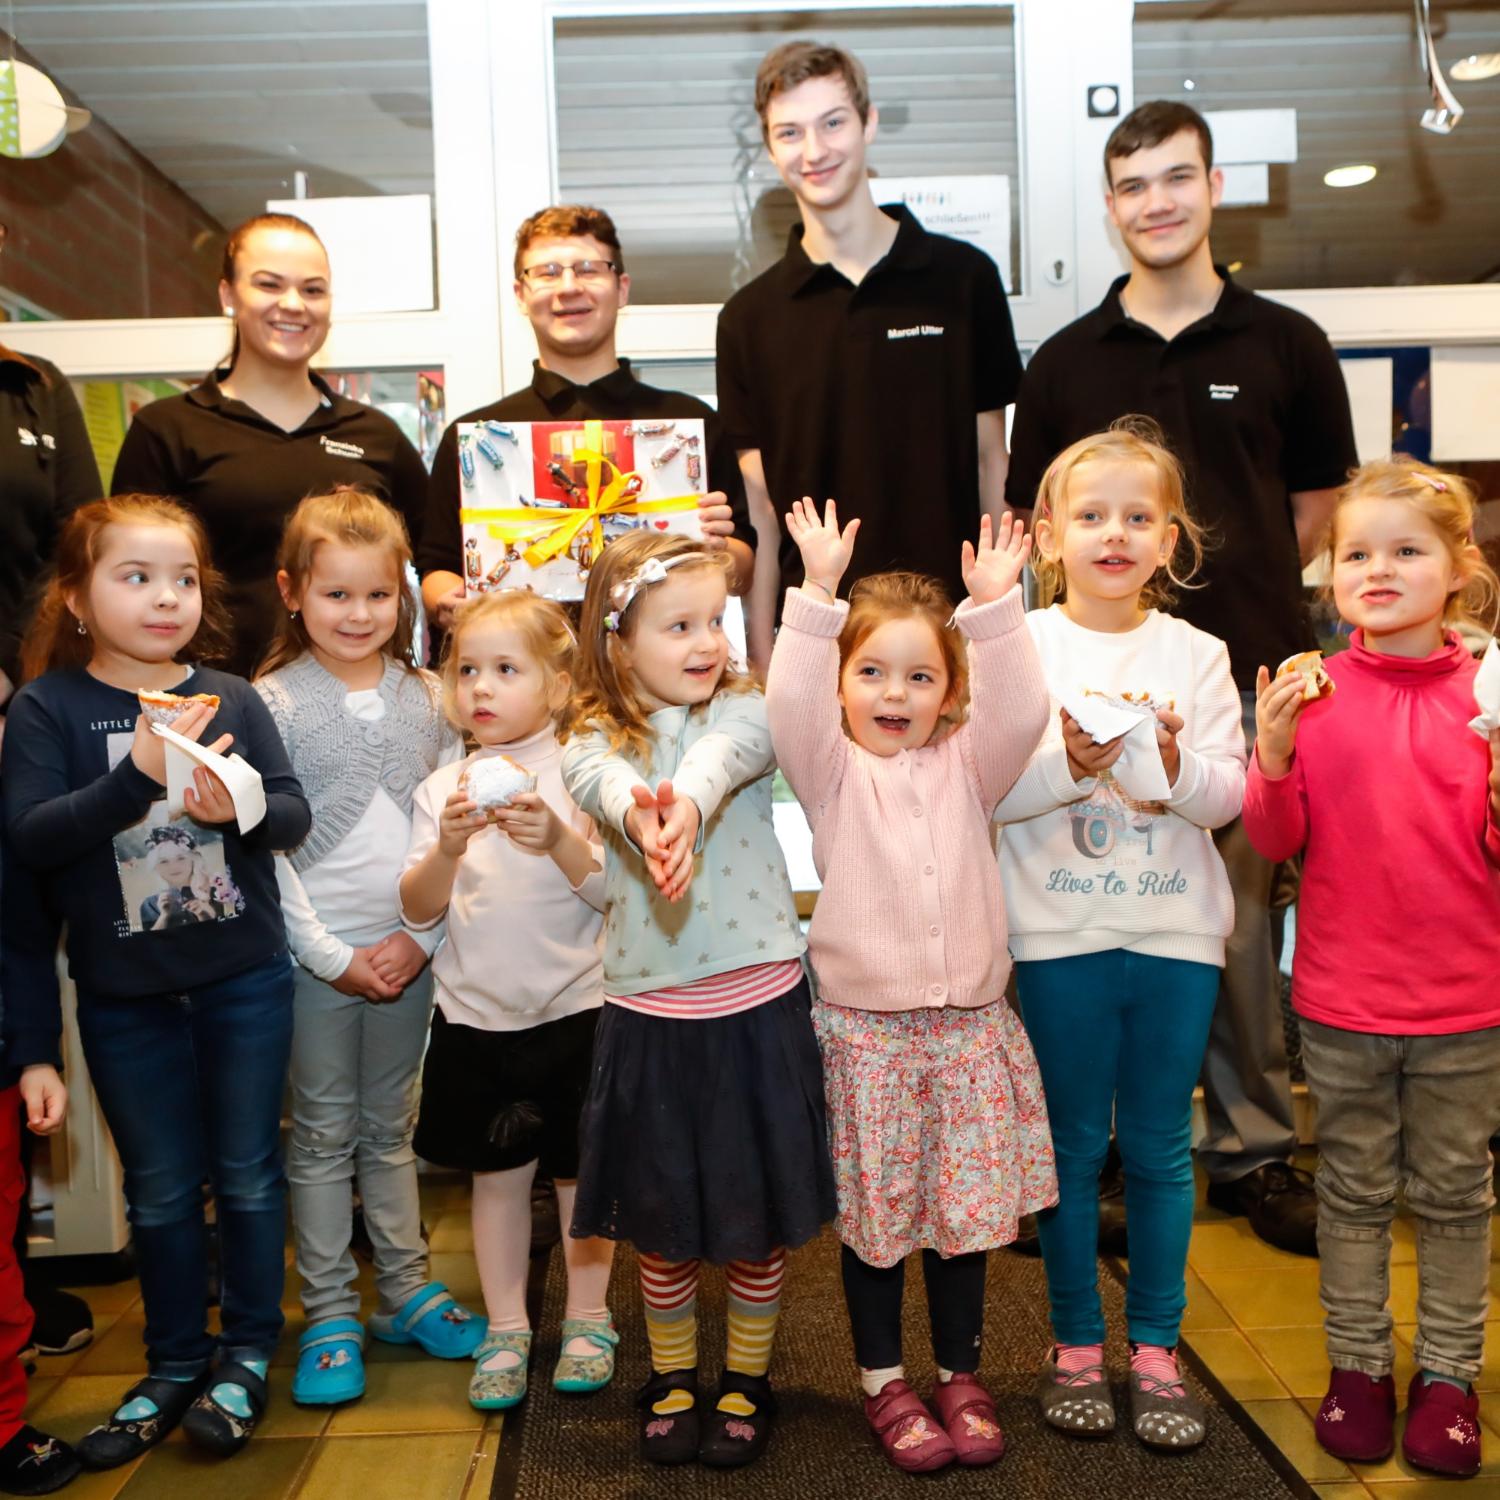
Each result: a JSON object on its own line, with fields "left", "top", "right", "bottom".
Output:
{"left": 1276, "top": 650, "right": 1335, "bottom": 702}
{"left": 461, "top": 755, "right": 537, "bottom": 819}
{"left": 138, "top": 689, "right": 222, "bottom": 726}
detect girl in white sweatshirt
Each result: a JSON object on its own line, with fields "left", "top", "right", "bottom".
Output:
{"left": 995, "top": 419, "right": 1245, "bottom": 1453}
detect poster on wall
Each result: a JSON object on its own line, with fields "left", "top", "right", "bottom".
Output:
{"left": 870, "top": 175, "right": 1012, "bottom": 292}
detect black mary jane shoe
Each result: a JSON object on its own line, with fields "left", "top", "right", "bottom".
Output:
{"left": 0, "top": 1423, "right": 81, "bottom": 1496}
{"left": 699, "top": 1371, "right": 777, "bottom": 1470}
{"left": 76, "top": 1372, "right": 208, "bottom": 1470}
{"left": 180, "top": 1360, "right": 268, "bottom": 1458}
{"left": 637, "top": 1368, "right": 700, "bottom": 1466}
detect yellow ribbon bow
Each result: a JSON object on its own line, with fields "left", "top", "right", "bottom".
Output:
{"left": 459, "top": 418, "right": 698, "bottom": 572}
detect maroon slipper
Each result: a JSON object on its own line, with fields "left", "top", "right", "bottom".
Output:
{"left": 930, "top": 1373, "right": 1005, "bottom": 1467}
{"left": 1402, "top": 1372, "right": 1482, "bottom": 1478}
{"left": 1314, "top": 1369, "right": 1395, "bottom": 1463}
{"left": 862, "top": 1379, "right": 957, "bottom": 1474}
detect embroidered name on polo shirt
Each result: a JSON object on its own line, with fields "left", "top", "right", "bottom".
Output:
{"left": 320, "top": 436, "right": 366, "bottom": 460}
{"left": 887, "top": 325, "right": 945, "bottom": 340}
{"left": 1209, "top": 383, "right": 1240, "bottom": 401}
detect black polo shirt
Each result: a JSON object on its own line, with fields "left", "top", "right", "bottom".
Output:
{"left": 1006, "top": 271, "right": 1357, "bottom": 689}
{"left": 0, "top": 353, "right": 103, "bottom": 686}
{"left": 417, "top": 359, "right": 750, "bottom": 582}
{"left": 716, "top": 204, "right": 1022, "bottom": 607}
{"left": 112, "top": 370, "right": 429, "bottom": 678}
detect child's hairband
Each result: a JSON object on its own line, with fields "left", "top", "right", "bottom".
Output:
{"left": 1412, "top": 471, "right": 1449, "bottom": 494}
{"left": 604, "top": 552, "right": 713, "bottom": 633}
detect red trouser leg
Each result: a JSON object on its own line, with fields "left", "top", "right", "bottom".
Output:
{"left": 0, "top": 1085, "right": 35, "bottom": 1445}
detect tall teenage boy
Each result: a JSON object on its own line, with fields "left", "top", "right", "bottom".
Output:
{"left": 1006, "top": 101, "right": 1358, "bottom": 1255}
{"left": 717, "top": 42, "right": 1023, "bottom": 665}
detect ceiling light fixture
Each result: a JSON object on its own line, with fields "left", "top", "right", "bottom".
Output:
{"left": 1451, "top": 53, "right": 1500, "bottom": 82}
{"left": 1324, "top": 163, "right": 1378, "bottom": 187}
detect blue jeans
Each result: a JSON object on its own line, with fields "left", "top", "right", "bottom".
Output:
{"left": 1016, "top": 950, "right": 1219, "bottom": 1347}
{"left": 77, "top": 954, "right": 294, "bottom": 1375}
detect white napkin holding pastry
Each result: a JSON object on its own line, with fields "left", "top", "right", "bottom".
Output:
{"left": 1470, "top": 639, "right": 1500, "bottom": 740}
{"left": 150, "top": 721, "right": 267, "bottom": 831}
{"left": 1056, "top": 688, "right": 1172, "bottom": 802}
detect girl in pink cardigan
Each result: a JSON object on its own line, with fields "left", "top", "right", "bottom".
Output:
{"left": 1245, "top": 458, "right": 1500, "bottom": 1480}
{"left": 765, "top": 500, "right": 1054, "bottom": 1474}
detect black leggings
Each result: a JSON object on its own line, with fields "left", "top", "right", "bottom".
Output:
{"left": 839, "top": 1243, "right": 988, "bottom": 1373}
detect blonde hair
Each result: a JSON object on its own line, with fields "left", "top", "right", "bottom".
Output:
{"left": 1325, "top": 457, "right": 1499, "bottom": 636}
{"left": 258, "top": 486, "right": 416, "bottom": 678}
{"left": 20, "top": 494, "right": 230, "bottom": 682}
{"left": 564, "top": 531, "right": 747, "bottom": 757}
{"left": 438, "top": 589, "right": 577, "bottom": 731}
{"left": 839, "top": 572, "right": 969, "bottom": 737}
{"left": 1030, "top": 417, "right": 1208, "bottom": 610}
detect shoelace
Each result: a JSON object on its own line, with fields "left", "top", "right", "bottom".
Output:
{"left": 1132, "top": 1349, "right": 1186, "bottom": 1400}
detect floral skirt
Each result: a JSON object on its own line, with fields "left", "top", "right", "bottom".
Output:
{"left": 813, "top": 998, "right": 1058, "bottom": 1268}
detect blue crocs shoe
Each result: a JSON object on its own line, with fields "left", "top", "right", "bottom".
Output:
{"left": 366, "top": 1282, "right": 485, "bottom": 1360}
{"left": 292, "top": 1319, "right": 366, "bottom": 1406}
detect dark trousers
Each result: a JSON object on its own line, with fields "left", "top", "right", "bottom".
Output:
{"left": 839, "top": 1242, "right": 988, "bottom": 1373}
{"left": 77, "top": 955, "right": 294, "bottom": 1374}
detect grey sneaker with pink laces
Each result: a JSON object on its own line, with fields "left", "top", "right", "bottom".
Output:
{"left": 1036, "top": 1352, "right": 1116, "bottom": 1436}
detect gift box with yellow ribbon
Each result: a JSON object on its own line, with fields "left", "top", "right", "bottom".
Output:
{"left": 457, "top": 417, "right": 704, "bottom": 600}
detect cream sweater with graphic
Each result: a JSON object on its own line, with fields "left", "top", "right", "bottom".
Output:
{"left": 994, "top": 606, "right": 1246, "bottom": 967}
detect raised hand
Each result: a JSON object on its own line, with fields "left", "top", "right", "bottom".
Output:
{"left": 1061, "top": 708, "right": 1125, "bottom": 783}
{"left": 787, "top": 497, "right": 859, "bottom": 600}
{"left": 961, "top": 512, "right": 1031, "bottom": 606}
{"left": 1254, "top": 665, "right": 1307, "bottom": 779}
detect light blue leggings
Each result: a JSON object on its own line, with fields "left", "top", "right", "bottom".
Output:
{"left": 1015, "top": 950, "right": 1219, "bottom": 1348}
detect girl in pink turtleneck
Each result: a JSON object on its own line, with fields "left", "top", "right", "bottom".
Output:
{"left": 1245, "top": 458, "right": 1500, "bottom": 1482}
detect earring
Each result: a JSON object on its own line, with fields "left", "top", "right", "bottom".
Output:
{"left": 289, "top": 610, "right": 299, "bottom": 621}
{"left": 223, "top": 306, "right": 234, "bottom": 317}
{"left": 75, "top": 618, "right": 86, "bottom": 636}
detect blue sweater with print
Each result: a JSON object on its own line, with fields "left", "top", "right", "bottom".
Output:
{"left": 1, "top": 668, "right": 310, "bottom": 1028}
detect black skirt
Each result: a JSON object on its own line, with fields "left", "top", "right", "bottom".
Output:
{"left": 414, "top": 1005, "right": 599, "bottom": 1176}
{"left": 570, "top": 977, "right": 837, "bottom": 1264}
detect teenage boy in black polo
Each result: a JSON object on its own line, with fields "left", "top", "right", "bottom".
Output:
{"left": 1007, "top": 101, "right": 1358, "bottom": 1256}
{"left": 716, "top": 41, "right": 1022, "bottom": 664}
{"left": 419, "top": 206, "right": 752, "bottom": 631}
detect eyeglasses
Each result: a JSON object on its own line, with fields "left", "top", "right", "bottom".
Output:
{"left": 519, "top": 259, "right": 618, "bottom": 288}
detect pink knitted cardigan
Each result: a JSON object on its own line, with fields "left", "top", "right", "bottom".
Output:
{"left": 765, "top": 585, "right": 1048, "bottom": 1012}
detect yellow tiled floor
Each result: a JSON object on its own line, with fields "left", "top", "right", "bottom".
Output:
{"left": 25, "top": 1167, "right": 1500, "bottom": 1497}
{"left": 1179, "top": 1165, "right": 1500, "bottom": 1496}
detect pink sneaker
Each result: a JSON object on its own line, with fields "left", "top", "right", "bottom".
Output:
{"left": 1402, "top": 1373, "right": 1482, "bottom": 1478}
{"left": 929, "top": 1373, "right": 1005, "bottom": 1467}
{"left": 1314, "top": 1368, "right": 1395, "bottom": 1463}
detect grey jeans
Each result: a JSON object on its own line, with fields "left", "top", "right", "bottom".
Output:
{"left": 1300, "top": 1017, "right": 1500, "bottom": 1382}
{"left": 1197, "top": 690, "right": 1299, "bottom": 1182}
{"left": 289, "top": 963, "right": 435, "bottom": 1325}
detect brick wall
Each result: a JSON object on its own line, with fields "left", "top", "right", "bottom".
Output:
{"left": 0, "top": 33, "right": 223, "bottom": 319}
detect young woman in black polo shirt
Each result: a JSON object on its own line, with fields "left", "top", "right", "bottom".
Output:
{"left": 112, "top": 214, "right": 428, "bottom": 678}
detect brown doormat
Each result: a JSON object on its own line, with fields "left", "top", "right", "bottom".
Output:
{"left": 492, "top": 1229, "right": 1311, "bottom": 1499}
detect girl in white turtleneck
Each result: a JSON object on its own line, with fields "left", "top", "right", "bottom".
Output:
{"left": 399, "top": 589, "right": 616, "bottom": 1413}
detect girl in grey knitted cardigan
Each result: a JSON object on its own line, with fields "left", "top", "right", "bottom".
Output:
{"left": 255, "top": 489, "right": 482, "bottom": 1409}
